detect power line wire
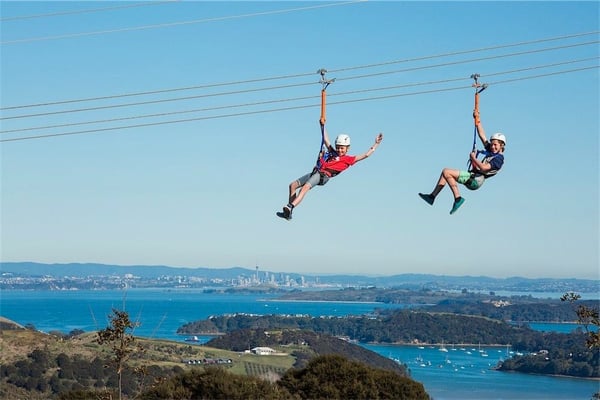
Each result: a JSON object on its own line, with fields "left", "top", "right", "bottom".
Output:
{"left": 3, "top": 30, "right": 597, "bottom": 111}
{"left": 0, "top": 1, "right": 178, "bottom": 22}
{"left": 3, "top": 40, "right": 597, "bottom": 120}
{"left": 2, "top": 65, "right": 596, "bottom": 143}
{"left": 3, "top": 57, "right": 596, "bottom": 135}
{"left": 0, "top": 1, "right": 364, "bottom": 45}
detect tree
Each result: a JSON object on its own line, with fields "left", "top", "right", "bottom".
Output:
{"left": 560, "top": 292, "right": 599, "bottom": 349}
{"left": 278, "top": 354, "right": 429, "bottom": 400}
{"left": 561, "top": 292, "right": 599, "bottom": 400}
{"left": 96, "top": 308, "right": 145, "bottom": 400}
{"left": 140, "top": 367, "right": 290, "bottom": 400}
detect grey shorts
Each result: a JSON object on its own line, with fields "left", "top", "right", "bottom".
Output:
{"left": 296, "top": 170, "right": 329, "bottom": 188}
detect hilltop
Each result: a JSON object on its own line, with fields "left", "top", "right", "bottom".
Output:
{"left": 0, "top": 316, "right": 427, "bottom": 399}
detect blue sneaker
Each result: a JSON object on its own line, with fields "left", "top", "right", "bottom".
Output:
{"left": 450, "top": 197, "right": 465, "bottom": 215}
{"left": 418, "top": 193, "right": 434, "bottom": 205}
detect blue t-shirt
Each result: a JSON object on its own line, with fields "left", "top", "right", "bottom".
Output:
{"left": 477, "top": 141, "right": 504, "bottom": 177}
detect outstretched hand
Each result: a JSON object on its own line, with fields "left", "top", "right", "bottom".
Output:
{"left": 375, "top": 133, "right": 383, "bottom": 143}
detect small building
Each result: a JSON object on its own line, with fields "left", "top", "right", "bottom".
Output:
{"left": 251, "top": 346, "right": 276, "bottom": 355}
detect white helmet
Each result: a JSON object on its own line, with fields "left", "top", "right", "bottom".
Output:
{"left": 490, "top": 132, "right": 506, "bottom": 145}
{"left": 335, "top": 134, "right": 351, "bottom": 146}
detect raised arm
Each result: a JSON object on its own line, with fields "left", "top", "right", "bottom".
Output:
{"left": 355, "top": 133, "right": 383, "bottom": 162}
{"left": 473, "top": 109, "right": 488, "bottom": 146}
{"left": 320, "top": 121, "right": 333, "bottom": 152}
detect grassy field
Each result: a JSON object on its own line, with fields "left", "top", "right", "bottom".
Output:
{"left": 1, "top": 326, "right": 297, "bottom": 378}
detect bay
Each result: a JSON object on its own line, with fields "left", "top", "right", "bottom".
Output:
{"left": 1, "top": 289, "right": 598, "bottom": 400}
{"left": 0, "top": 289, "right": 405, "bottom": 340}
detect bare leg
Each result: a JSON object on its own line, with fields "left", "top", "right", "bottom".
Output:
{"left": 432, "top": 168, "right": 461, "bottom": 200}
{"left": 288, "top": 180, "right": 301, "bottom": 204}
{"left": 291, "top": 183, "right": 312, "bottom": 208}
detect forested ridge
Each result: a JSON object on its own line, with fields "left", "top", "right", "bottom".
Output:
{"left": 179, "top": 310, "right": 599, "bottom": 379}
{"left": 205, "top": 328, "right": 407, "bottom": 373}
{"left": 277, "top": 287, "right": 598, "bottom": 322}
{"left": 178, "top": 310, "right": 540, "bottom": 347}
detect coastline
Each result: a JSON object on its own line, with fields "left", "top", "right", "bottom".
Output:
{"left": 265, "top": 299, "right": 384, "bottom": 304}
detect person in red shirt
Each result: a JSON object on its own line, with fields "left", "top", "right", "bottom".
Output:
{"left": 278, "top": 123, "right": 383, "bottom": 220}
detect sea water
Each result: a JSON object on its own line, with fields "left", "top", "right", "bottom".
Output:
{"left": 1, "top": 289, "right": 597, "bottom": 400}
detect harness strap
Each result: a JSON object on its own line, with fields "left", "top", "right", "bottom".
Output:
{"left": 316, "top": 68, "right": 335, "bottom": 170}
{"left": 310, "top": 168, "right": 331, "bottom": 185}
{"left": 468, "top": 73, "right": 488, "bottom": 170}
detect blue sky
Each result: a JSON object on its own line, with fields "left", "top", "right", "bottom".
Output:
{"left": 1, "top": 1, "right": 598, "bottom": 280}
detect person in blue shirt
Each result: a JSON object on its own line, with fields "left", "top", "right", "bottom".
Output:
{"left": 418, "top": 110, "right": 505, "bottom": 214}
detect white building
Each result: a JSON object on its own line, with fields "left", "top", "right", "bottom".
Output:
{"left": 251, "top": 346, "right": 276, "bottom": 355}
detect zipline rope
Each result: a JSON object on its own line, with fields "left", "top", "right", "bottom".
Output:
{"left": 2, "top": 57, "right": 597, "bottom": 135}
{"left": 2, "top": 65, "right": 597, "bottom": 143}
{"left": 2, "top": 31, "right": 597, "bottom": 111}
{"left": 3, "top": 41, "right": 597, "bottom": 120}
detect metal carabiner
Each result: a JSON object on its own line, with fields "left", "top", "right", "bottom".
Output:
{"left": 471, "top": 73, "right": 487, "bottom": 94}
{"left": 317, "top": 68, "right": 335, "bottom": 91}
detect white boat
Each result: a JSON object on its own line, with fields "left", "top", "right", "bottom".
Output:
{"left": 439, "top": 340, "right": 448, "bottom": 352}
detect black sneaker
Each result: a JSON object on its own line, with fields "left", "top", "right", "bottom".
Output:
{"left": 276, "top": 211, "right": 290, "bottom": 220}
{"left": 418, "top": 193, "right": 434, "bottom": 205}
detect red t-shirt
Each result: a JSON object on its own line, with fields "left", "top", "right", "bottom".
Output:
{"left": 318, "top": 154, "right": 357, "bottom": 177}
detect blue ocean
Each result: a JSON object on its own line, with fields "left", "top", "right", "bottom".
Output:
{"left": 1, "top": 289, "right": 598, "bottom": 400}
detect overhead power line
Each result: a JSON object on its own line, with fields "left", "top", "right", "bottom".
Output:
{"left": 0, "top": 1, "right": 178, "bottom": 22}
{"left": 2, "top": 65, "right": 597, "bottom": 143}
{"left": 3, "top": 30, "right": 597, "bottom": 111}
{"left": 1, "top": 0, "right": 364, "bottom": 45}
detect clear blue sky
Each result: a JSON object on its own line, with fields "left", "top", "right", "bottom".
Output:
{"left": 1, "top": 1, "right": 598, "bottom": 280}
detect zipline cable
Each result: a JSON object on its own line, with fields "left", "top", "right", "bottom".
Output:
{"left": 3, "top": 57, "right": 597, "bottom": 135}
{"left": 0, "top": 81, "right": 314, "bottom": 120}
{"left": 337, "top": 40, "right": 598, "bottom": 82}
{"left": 3, "top": 41, "right": 597, "bottom": 120}
{"left": 2, "top": 30, "right": 597, "bottom": 111}
{"left": 2, "top": 65, "right": 596, "bottom": 143}
{"left": 329, "top": 31, "right": 599, "bottom": 74}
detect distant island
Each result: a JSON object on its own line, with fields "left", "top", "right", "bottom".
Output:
{"left": 177, "top": 311, "right": 599, "bottom": 380}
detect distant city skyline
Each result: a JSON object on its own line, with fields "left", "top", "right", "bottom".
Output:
{"left": 2, "top": 261, "right": 598, "bottom": 296}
